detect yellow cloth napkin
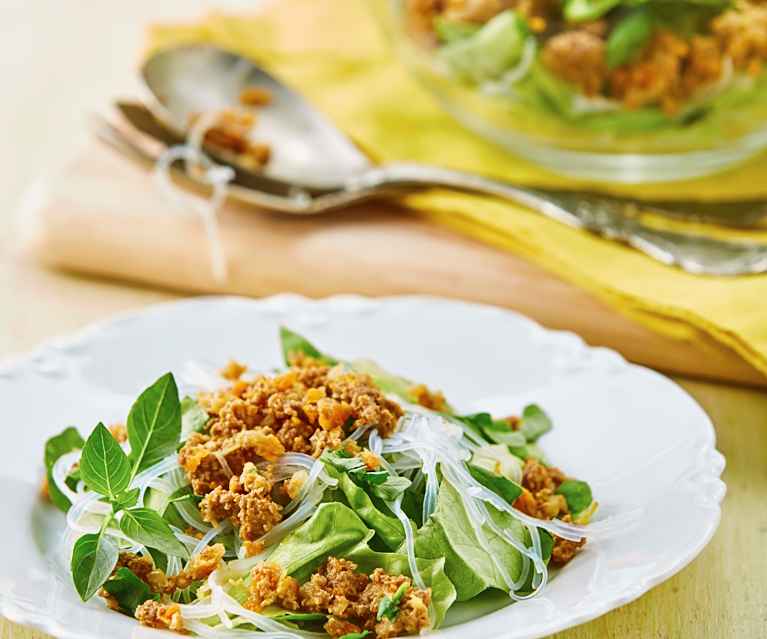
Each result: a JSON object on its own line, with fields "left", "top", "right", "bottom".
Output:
{"left": 148, "top": 0, "right": 767, "bottom": 378}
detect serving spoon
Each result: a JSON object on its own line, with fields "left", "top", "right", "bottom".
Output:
{"left": 135, "top": 45, "right": 767, "bottom": 275}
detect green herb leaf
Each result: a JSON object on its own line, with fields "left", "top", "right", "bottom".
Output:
{"left": 127, "top": 373, "right": 181, "bottom": 477}
{"left": 102, "top": 567, "right": 156, "bottom": 614}
{"left": 120, "top": 507, "right": 189, "bottom": 558}
{"left": 43, "top": 426, "right": 84, "bottom": 512}
{"left": 606, "top": 8, "right": 654, "bottom": 70}
{"left": 273, "top": 611, "right": 328, "bottom": 623}
{"left": 170, "top": 580, "right": 203, "bottom": 604}
{"left": 71, "top": 532, "right": 119, "bottom": 601}
{"left": 376, "top": 581, "right": 409, "bottom": 621}
{"left": 279, "top": 327, "right": 338, "bottom": 366}
{"left": 146, "top": 547, "right": 168, "bottom": 572}
{"left": 111, "top": 487, "right": 140, "bottom": 511}
{"left": 355, "top": 470, "right": 389, "bottom": 486}
{"left": 556, "top": 479, "right": 593, "bottom": 515}
{"left": 321, "top": 450, "right": 366, "bottom": 474}
{"left": 518, "top": 404, "right": 553, "bottom": 443}
{"left": 181, "top": 396, "right": 209, "bottom": 439}
{"left": 467, "top": 463, "right": 523, "bottom": 504}
{"left": 80, "top": 423, "right": 131, "bottom": 499}
{"left": 371, "top": 475, "right": 411, "bottom": 502}
{"left": 339, "top": 631, "right": 371, "bottom": 639}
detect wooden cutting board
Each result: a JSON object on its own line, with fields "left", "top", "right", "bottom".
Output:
{"left": 19, "top": 141, "right": 767, "bottom": 387}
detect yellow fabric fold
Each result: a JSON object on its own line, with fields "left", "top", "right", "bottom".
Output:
{"left": 148, "top": 0, "right": 767, "bottom": 377}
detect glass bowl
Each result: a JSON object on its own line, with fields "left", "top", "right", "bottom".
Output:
{"left": 371, "top": 0, "right": 767, "bottom": 183}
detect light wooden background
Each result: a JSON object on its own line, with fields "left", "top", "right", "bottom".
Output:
{"left": 0, "top": 2, "right": 765, "bottom": 638}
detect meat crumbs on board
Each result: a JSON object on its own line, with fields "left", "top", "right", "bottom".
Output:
{"left": 247, "top": 558, "right": 432, "bottom": 639}
{"left": 179, "top": 358, "right": 403, "bottom": 551}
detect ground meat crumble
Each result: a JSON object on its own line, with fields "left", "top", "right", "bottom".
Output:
{"left": 513, "top": 458, "right": 587, "bottom": 566}
{"left": 178, "top": 359, "right": 403, "bottom": 552}
{"left": 99, "top": 545, "right": 226, "bottom": 631}
{"left": 246, "top": 558, "right": 432, "bottom": 639}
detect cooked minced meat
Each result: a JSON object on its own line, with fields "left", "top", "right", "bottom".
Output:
{"left": 513, "top": 459, "right": 588, "bottom": 566}
{"left": 178, "top": 360, "right": 403, "bottom": 553}
{"left": 246, "top": 558, "right": 432, "bottom": 639}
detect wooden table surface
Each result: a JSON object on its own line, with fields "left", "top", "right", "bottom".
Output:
{"left": 1, "top": 2, "right": 765, "bottom": 638}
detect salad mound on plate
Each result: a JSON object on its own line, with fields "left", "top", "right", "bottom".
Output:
{"left": 406, "top": 0, "right": 767, "bottom": 126}
{"left": 42, "top": 328, "right": 601, "bottom": 638}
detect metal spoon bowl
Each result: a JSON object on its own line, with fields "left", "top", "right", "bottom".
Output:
{"left": 137, "top": 44, "right": 767, "bottom": 275}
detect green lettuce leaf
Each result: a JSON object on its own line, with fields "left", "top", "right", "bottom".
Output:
{"left": 332, "top": 470, "right": 405, "bottom": 551}
{"left": 43, "top": 426, "right": 84, "bottom": 512}
{"left": 267, "top": 503, "right": 372, "bottom": 581}
{"left": 413, "top": 479, "right": 526, "bottom": 601}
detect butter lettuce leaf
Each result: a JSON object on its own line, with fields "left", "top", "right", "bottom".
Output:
{"left": 413, "top": 479, "right": 526, "bottom": 601}
{"left": 267, "top": 503, "right": 372, "bottom": 582}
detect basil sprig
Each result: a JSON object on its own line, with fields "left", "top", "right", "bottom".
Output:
{"left": 70, "top": 373, "right": 185, "bottom": 601}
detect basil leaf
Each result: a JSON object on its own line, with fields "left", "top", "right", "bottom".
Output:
{"left": 273, "top": 612, "right": 327, "bottom": 623}
{"left": 279, "top": 327, "right": 338, "bottom": 366}
{"left": 127, "top": 373, "right": 181, "bottom": 476}
{"left": 371, "top": 475, "right": 411, "bottom": 502}
{"left": 556, "top": 479, "right": 593, "bottom": 515}
{"left": 339, "top": 632, "right": 371, "bottom": 639}
{"left": 102, "top": 567, "right": 156, "bottom": 614}
{"left": 120, "top": 507, "right": 189, "bottom": 558}
{"left": 111, "top": 488, "right": 140, "bottom": 511}
{"left": 146, "top": 547, "right": 168, "bottom": 572}
{"left": 467, "top": 464, "right": 523, "bottom": 504}
{"left": 71, "top": 532, "right": 119, "bottom": 601}
{"left": 80, "top": 423, "right": 131, "bottom": 499}
{"left": 181, "top": 396, "right": 209, "bottom": 439}
{"left": 44, "top": 426, "right": 84, "bottom": 512}
{"left": 518, "top": 404, "right": 553, "bottom": 443}
{"left": 354, "top": 470, "right": 389, "bottom": 486}
{"left": 376, "top": 581, "right": 409, "bottom": 621}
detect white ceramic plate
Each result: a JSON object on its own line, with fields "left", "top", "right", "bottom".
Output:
{"left": 1, "top": 295, "right": 725, "bottom": 639}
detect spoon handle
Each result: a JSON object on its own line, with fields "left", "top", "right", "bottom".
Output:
{"left": 353, "top": 162, "right": 767, "bottom": 276}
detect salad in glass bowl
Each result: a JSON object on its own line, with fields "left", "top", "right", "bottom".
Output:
{"left": 377, "top": 0, "right": 767, "bottom": 181}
